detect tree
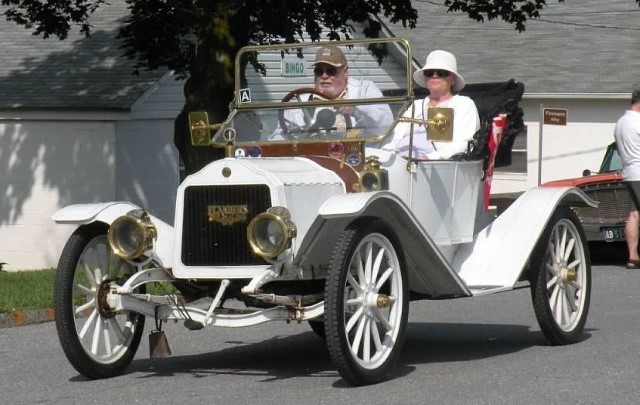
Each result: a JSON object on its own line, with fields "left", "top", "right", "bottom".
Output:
{"left": 4, "top": 0, "right": 639, "bottom": 173}
{"left": 115, "top": 0, "right": 418, "bottom": 174}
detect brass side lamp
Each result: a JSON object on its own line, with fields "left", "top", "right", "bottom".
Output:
{"left": 426, "top": 107, "right": 454, "bottom": 142}
{"left": 188, "top": 111, "right": 222, "bottom": 146}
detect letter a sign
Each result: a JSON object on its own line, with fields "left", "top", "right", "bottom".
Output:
{"left": 239, "top": 88, "right": 251, "bottom": 103}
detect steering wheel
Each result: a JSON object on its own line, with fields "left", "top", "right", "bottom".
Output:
{"left": 278, "top": 87, "right": 337, "bottom": 137}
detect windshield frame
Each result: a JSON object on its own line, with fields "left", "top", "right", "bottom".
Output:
{"left": 206, "top": 38, "right": 415, "bottom": 147}
{"left": 233, "top": 37, "right": 415, "bottom": 110}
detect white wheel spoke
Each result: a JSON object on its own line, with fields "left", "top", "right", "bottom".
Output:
{"left": 561, "top": 291, "right": 571, "bottom": 324}
{"left": 102, "top": 319, "right": 113, "bottom": 356}
{"left": 94, "top": 268, "right": 103, "bottom": 285}
{"left": 553, "top": 287, "right": 564, "bottom": 321}
{"left": 363, "top": 319, "right": 372, "bottom": 362}
{"left": 548, "top": 243, "right": 557, "bottom": 266}
{"left": 546, "top": 274, "right": 558, "bottom": 290}
{"left": 91, "top": 315, "right": 103, "bottom": 355}
{"left": 559, "top": 227, "right": 568, "bottom": 260}
{"left": 347, "top": 272, "right": 363, "bottom": 294}
{"left": 371, "top": 321, "right": 383, "bottom": 353}
{"left": 75, "top": 283, "right": 93, "bottom": 296}
{"left": 351, "top": 315, "right": 367, "bottom": 356}
{"left": 78, "top": 309, "right": 98, "bottom": 339}
{"left": 355, "top": 251, "right": 366, "bottom": 288}
{"left": 345, "top": 307, "right": 364, "bottom": 333}
{"left": 563, "top": 237, "right": 576, "bottom": 261}
{"left": 108, "top": 317, "right": 126, "bottom": 343}
{"left": 98, "top": 244, "right": 109, "bottom": 278}
{"left": 75, "top": 298, "right": 96, "bottom": 316}
{"left": 549, "top": 283, "right": 560, "bottom": 308}
{"left": 371, "top": 248, "right": 385, "bottom": 282}
{"left": 372, "top": 307, "right": 393, "bottom": 331}
{"left": 82, "top": 261, "right": 97, "bottom": 288}
{"left": 364, "top": 242, "right": 373, "bottom": 283}
{"left": 346, "top": 296, "right": 363, "bottom": 306}
{"left": 375, "top": 267, "right": 394, "bottom": 290}
{"left": 568, "top": 278, "right": 582, "bottom": 290}
{"left": 564, "top": 288, "right": 578, "bottom": 312}
{"left": 567, "top": 258, "right": 581, "bottom": 270}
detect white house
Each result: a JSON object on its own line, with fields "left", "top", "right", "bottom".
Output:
{"left": 0, "top": 1, "right": 184, "bottom": 270}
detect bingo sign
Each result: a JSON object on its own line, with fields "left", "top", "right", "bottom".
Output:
{"left": 282, "top": 56, "right": 307, "bottom": 77}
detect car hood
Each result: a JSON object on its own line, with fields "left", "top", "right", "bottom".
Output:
{"left": 542, "top": 171, "right": 623, "bottom": 188}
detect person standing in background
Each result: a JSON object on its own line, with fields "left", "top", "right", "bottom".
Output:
{"left": 613, "top": 88, "right": 640, "bottom": 269}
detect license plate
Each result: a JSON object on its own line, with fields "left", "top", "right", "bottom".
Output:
{"left": 602, "top": 227, "right": 625, "bottom": 242}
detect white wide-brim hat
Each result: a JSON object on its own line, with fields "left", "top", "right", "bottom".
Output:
{"left": 413, "top": 50, "right": 466, "bottom": 91}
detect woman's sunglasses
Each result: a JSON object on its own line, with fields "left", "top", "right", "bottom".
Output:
{"left": 314, "top": 66, "right": 342, "bottom": 76}
{"left": 423, "top": 69, "right": 451, "bottom": 78}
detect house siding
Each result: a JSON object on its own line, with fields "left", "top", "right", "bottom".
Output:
{"left": 0, "top": 120, "right": 116, "bottom": 270}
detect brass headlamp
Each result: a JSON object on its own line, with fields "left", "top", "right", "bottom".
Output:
{"left": 247, "top": 206, "right": 297, "bottom": 259}
{"left": 107, "top": 209, "right": 157, "bottom": 260}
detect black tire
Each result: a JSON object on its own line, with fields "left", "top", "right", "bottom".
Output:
{"left": 325, "top": 219, "right": 408, "bottom": 386}
{"left": 54, "top": 224, "right": 145, "bottom": 379}
{"left": 530, "top": 206, "right": 591, "bottom": 345}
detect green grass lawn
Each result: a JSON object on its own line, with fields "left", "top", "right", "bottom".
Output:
{"left": 0, "top": 269, "right": 56, "bottom": 313}
{"left": 0, "top": 268, "right": 176, "bottom": 313}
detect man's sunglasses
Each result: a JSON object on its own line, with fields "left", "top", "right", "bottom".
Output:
{"left": 423, "top": 69, "right": 451, "bottom": 78}
{"left": 314, "top": 66, "right": 342, "bottom": 76}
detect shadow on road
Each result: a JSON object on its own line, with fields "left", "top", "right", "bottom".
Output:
{"left": 590, "top": 241, "right": 627, "bottom": 266}
{"left": 114, "top": 319, "right": 587, "bottom": 386}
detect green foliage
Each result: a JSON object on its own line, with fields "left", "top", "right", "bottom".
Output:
{"left": 1, "top": 0, "right": 107, "bottom": 39}
{"left": 0, "top": 269, "right": 56, "bottom": 313}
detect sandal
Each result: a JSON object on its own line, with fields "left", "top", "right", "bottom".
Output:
{"left": 627, "top": 260, "right": 640, "bottom": 269}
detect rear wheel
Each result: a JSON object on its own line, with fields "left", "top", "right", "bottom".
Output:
{"left": 530, "top": 206, "right": 590, "bottom": 345}
{"left": 54, "top": 224, "right": 145, "bottom": 379}
{"left": 325, "top": 220, "right": 408, "bottom": 385}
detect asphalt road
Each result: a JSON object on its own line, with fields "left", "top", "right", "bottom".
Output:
{"left": 2, "top": 261, "right": 640, "bottom": 405}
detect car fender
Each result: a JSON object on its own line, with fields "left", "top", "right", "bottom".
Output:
{"left": 454, "top": 186, "right": 597, "bottom": 291}
{"left": 294, "top": 191, "right": 471, "bottom": 298}
{"left": 52, "top": 202, "right": 174, "bottom": 267}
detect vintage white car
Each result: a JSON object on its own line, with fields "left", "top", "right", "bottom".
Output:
{"left": 52, "top": 38, "right": 595, "bottom": 386}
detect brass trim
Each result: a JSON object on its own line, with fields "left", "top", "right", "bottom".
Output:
{"left": 247, "top": 206, "right": 297, "bottom": 258}
{"left": 107, "top": 210, "right": 157, "bottom": 260}
{"left": 207, "top": 204, "right": 249, "bottom": 226}
{"left": 426, "top": 107, "right": 454, "bottom": 142}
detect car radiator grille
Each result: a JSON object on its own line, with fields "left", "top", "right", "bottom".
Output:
{"left": 181, "top": 184, "right": 271, "bottom": 266}
{"left": 573, "top": 183, "right": 631, "bottom": 224}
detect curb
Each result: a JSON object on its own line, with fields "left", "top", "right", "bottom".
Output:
{"left": 0, "top": 308, "right": 55, "bottom": 329}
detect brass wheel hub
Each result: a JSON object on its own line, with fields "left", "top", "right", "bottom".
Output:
{"left": 97, "top": 281, "right": 117, "bottom": 319}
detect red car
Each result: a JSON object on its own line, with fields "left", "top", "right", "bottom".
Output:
{"left": 542, "top": 142, "right": 631, "bottom": 242}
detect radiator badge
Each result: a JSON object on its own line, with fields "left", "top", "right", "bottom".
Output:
{"left": 207, "top": 205, "right": 249, "bottom": 225}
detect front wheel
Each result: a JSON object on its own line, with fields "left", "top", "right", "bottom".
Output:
{"left": 530, "top": 206, "right": 591, "bottom": 345}
{"left": 324, "top": 220, "right": 408, "bottom": 385}
{"left": 54, "top": 224, "right": 145, "bottom": 379}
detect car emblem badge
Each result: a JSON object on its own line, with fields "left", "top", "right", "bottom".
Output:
{"left": 207, "top": 205, "right": 249, "bottom": 226}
